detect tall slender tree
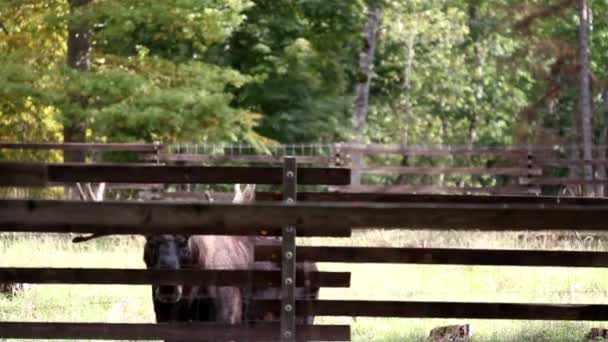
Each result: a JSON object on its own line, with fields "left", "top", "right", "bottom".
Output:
{"left": 352, "top": 0, "right": 382, "bottom": 185}
{"left": 467, "top": 0, "right": 484, "bottom": 149}
{"left": 64, "top": 0, "right": 93, "bottom": 163}
{"left": 578, "top": 0, "right": 593, "bottom": 195}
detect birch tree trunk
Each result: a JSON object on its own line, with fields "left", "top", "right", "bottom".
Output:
{"left": 351, "top": 0, "right": 382, "bottom": 185}
{"left": 397, "top": 33, "right": 416, "bottom": 185}
{"left": 579, "top": 0, "right": 594, "bottom": 196}
{"left": 467, "top": 0, "right": 484, "bottom": 150}
{"left": 460, "top": 0, "right": 485, "bottom": 188}
{"left": 64, "top": 0, "right": 93, "bottom": 163}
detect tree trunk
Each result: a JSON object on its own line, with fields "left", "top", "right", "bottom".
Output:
{"left": 467, "top": 0, "right": 484, "bottom": 149}
{"left": 438, "top": 115, "right": 449, "bottom": 187}
{"left": 397, "top": 33, "right": 416, "bottom": 185}
{"left": 351, "top": 0, "right": 382, "bottom": 185}
{"left": 579, "top": 0, "right": 594, "bottom": 196}
{"left": 460, "top": 0, "right": 484, "bottom": 188}
{"left": 597, "top": 88, "right": 608, "bottom": 196}
{"left": 64, "top": 0, "right": 93, "bottom": 163}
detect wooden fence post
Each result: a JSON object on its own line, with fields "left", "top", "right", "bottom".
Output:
{"left": 281, "top": 156, "right": 297, "bottom": 342}
{"left": 153, "top": 140, "right": 161, "bottom": 165}
{"left": 332, "top": 143, "right": 344, "bottom": 167}
{"left": 526, "top": 149, "right": 538, "bottom": 195}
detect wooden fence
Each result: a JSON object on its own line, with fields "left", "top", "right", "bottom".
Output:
{"left": 0, "top": 153, "right": 352, "bottom": 341}
{"left": 142, "top": 142, "right": 608, "bottom": 196}
{"left": 4, "top": 143, "right": 608, "bottom": 340}
{"left": 337, "top": 144, "right": 608, "bottom": 196}
{"left": 4, "top": 142, "right": 608, "bottom": 196}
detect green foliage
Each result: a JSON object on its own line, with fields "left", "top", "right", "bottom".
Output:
{"left": 86, "top": 0, "right": 253, "bottom": 60}
{"left": 366, "top": 1, "right": 532, "bottom": 148}
{"left": 0, "top": 0, "right": 267, "bottom": 151}
{"left": 0, "top": 0, "right": 607, "bottom": 160}
{"left": 223, "top": 0, "right": 366, "bottom": 142}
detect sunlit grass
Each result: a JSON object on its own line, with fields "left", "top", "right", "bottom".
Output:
{"left": 2, "top": 231, "right": 608, "bottom": 341}
{"left": 0, "top": 234, "right": 153, "bottom": 342}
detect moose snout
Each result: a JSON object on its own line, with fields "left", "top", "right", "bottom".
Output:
{"left": 155, "top": 285, "right": 183, "bottom": 303}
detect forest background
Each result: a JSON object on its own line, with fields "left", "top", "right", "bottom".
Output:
{"left": 0, "top": 0, "right": 606, "bottom": 162}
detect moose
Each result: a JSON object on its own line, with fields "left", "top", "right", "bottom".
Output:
{"left": 74, "top": 184, "right": 319, "bottom": 328}
{"left": 142, "top": 184, "right": 319, "bottom": 324}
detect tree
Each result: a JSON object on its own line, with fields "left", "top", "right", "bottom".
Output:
{"left": 223, "top": 0, "right": 365, "bottom": 143}
{"left": 64, "top": 0, "right": 93, "bottom": 162}
{"left": 352, "top": 0, "right": 383, "bottom": 184}
{"left": 578, "top": 0, "right": 593, "bottom": 195}
{"left": 0, "top": 0, "right": 268, "bottom": 153}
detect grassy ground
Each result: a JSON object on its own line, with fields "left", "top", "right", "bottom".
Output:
{"left": 2, "top": 231, "right": 608, "bottom": 341}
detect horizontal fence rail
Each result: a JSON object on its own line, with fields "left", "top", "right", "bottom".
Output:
{"left": 338, "top": 144, "right": 530, "bottom": 156}
{"left": 334, "top": 185, "right": 539, "bottom": 195}
{"left": 253, "top": 300, "right": 608, "bottom": 321}
{"left": 522, "top": 177, "right": 608, "bottom": 185}
{"left": 0, "top": 268, "right": 350, "bottom": 287}
{"left": 144, "top": 153, "right": 339, "bottom": 164}
{"left": 535, "top": 159, "right": 608, "bottom": 167}
{"left": 0, "top": 162, "right": 350, "bottom": 186}
{"left": 351, "top": 166, "right": 542, "bottom": 176}
{"left": 0, "top": 142, "right": 163, "bottom": 152}
{"left": 255, "top": 192, "right": 608, "bottom": 204}
{"left": 0, "top": 200, "right": 352, "bottom": 236}
{"left": 0, "top": 322, "right": 350, "bottom": 341}
{"left": 255, "top": 246, "right": 608, "bottom": 267}
{"left": 4, "top": 200, "right": 608, "bottom": 232}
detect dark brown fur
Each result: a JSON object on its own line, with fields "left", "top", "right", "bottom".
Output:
{"left": 143, "top": 234, "right": 216, "bottom": 323}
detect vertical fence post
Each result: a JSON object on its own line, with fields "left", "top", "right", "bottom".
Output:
{"left": 281, "top": 156, "right": 297, "bottom": 342}
{"left": 153, "top": 141, "right": 161, "bottom": 165}
{"left": 526, "top": 149, "right": 538, "bottom": 195}
{"left": 332, "top": 143, "right": 344, "bottom": 167}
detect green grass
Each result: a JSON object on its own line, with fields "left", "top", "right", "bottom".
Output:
{"left": 0, "top": 235, "right": 153, "bottom": 342}
{"left": 2, "top": 231, "right": 608, "bottom": 341}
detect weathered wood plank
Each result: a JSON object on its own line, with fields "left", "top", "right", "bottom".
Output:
{"left": 353, "top": 166, "right": 540, "bottom": 176}
{"left": 535, "top": 159, "right": 608, "bottom": 167}
{"left": 255, "top": 192, "right": 608, "bottom": 205}
{"left": 0, "top": 162, "right": 350, "bottom": 186}
{"left": 3, "top": 199, "right": 608, "bottom": 233}
{"left": 0, "top": 200, "right": 352, "bottom": 236}
{"left": 0, "top": 268, "right": 350, "bottom": 287}
{"left": 0, "top": 322, "right": 350, "bottom": 341}
{"left": 144, "top": 153, "right": 338, "bottom": 164}
{"left": 253, "top": 300, "right": 608, "bottom": 321}
{"left": 0, "top": 162, "right": 47, "bottom": 186}
{"left": 255, "top": 246, "right": 608, "bottom": 267}
{"left": 0, "top": 142, "right": 163, "bottom": 152}
{"left": 521, "top": 177, "right": 608, "bottom": 185}
{"left": 339, "top": 144, "right": 528, "bottom": 156}
{"left": 335, "top": 184, "right": 537, "bottom": 195}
